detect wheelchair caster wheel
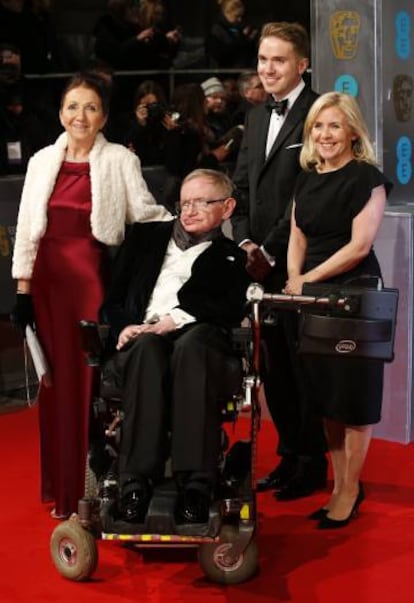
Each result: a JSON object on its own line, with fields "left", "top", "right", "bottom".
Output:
{"left": 198, "top": 525, "right": 258, "bottom": 584}
{"left": 50, "top": 517, "right": 98, "bottom": 581}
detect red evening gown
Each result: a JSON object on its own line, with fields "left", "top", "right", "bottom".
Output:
{"left": 31, "top": 161, "right": 107, "bottom": 517}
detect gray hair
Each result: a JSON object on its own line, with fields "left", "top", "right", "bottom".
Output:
{"left": 182, "top": 169, "right": 234, "bottom": 198}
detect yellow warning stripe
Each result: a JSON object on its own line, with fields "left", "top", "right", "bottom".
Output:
{"left": 102, "top": 533, "right": 219, "bottom": 543}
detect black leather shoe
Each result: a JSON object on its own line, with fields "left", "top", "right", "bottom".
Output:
{"left": 256, "top": 458, "right": 297, "bottom": 492}
{"left": 275, "top": 457, "right": 328, "bottom": 501}
{"left": 118, "top": 478, "right": 151, "bottom": 523}
{"left": 175, "top": 486, "right": 211, "bottom": 524}
{"left": 275, "top": 473, "right": 327, "bottom": 501}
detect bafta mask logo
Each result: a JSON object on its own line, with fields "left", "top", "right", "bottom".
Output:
{"left": 0, "top": 225, "right": 10, "bottom": 257}
{"left": 393, "top": 75, "right": 413, "bottom": 122}
{"left": 330, "top": 11, "right": 361, "bottom": 60}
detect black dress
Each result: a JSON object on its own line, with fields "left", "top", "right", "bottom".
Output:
{"left": 294, "top": 159, "right": 392, "bottom": 425}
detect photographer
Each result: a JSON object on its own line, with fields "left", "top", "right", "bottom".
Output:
{"left": 0, "top": 42, "right": 58, "bottom": 174}
{"left": 161, "top": 83, "right": 233, "bottom": 212}
{"left": 206, "top": 0, "right": 258, "bottom": 68}
{"left": 0, "top": 86, "right": 47, "bottom": 175}
{"left": 94, "top": 0, "right": 181, "bottom": 71}
{"left": 122, "top": 79, "right": 179, "bottom": 166}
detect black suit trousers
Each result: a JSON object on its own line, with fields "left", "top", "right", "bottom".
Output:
{"left": 262, "top": 310, "right": 327, "bottom": 459}
{"left": 105, "top": 323, "right": 237, "bottom": 486}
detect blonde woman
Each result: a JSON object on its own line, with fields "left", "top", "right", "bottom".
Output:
{"left": 285, "top": 91, "right": 392, "bottom": 528}
{"left": 207, "top": 0, "right": 257, "bottom": 68}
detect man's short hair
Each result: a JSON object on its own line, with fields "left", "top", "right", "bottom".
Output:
{"left": 182, "top": 169, "right": 234, "bottom": 198}
{"left": 260, "top": 22, "right": 310, "bottom": 59}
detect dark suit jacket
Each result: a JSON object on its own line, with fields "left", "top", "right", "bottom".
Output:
{"left": 101, "top": 221, "right": 250, "bottom": 341}
{"left": 231, "top": 85, "right": 318, "bottom": 274}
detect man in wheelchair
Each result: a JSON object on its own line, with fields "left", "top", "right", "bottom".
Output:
{"left": 100, "top": 168, "right": 250, "bottom": 526}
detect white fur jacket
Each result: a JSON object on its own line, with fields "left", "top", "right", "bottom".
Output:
{"left": 12, "top": 132, "right": 172, "bottom": 279}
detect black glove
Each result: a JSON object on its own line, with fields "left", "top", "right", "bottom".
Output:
{"left": 10, "top": 293, "right": 35, "bottom": 334}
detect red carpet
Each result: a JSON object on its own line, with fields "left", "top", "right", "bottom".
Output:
{"left": 1, "top": 405, "right": 414, "bottom": 603}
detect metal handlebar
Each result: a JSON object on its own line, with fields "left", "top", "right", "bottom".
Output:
{"left": 246, "top": 283, "right": 357, "bottom": 312}
{"left": 245, "top": 283, "right": 359, "bottom": 380}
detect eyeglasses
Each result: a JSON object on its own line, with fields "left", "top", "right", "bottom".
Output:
{"left": 175, "top": 198, "right": 228, "bottom": 214}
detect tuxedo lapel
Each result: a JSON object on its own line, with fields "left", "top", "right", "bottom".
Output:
{"left": 249, "top": 106, "right": 271, "bottom": 190}
{"left": 256, "top": 108, "right": 272, "bottom": 165}
{"left": 264, "top": 87, "right": 314, "bottom": 165}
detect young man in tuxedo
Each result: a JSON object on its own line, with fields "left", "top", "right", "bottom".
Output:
{"left": 231, "top": 22, "right": 327, "bottom": 501}
{"left": 102, "top": 168, "right": 250, "bottom": 525}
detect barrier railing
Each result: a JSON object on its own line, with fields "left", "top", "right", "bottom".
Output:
{"left": 24, "top": 66, "right": 312, "bottom": 99}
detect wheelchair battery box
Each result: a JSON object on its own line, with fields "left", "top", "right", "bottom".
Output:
{"left": 297, "top": 283, "right": 399, "bottom": 361}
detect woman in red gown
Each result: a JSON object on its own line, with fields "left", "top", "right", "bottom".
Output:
{"left": 12, "top": 72, "right": 171, "bottom": 518}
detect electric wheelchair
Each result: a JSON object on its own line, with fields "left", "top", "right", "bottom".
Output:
{"left": 50, "top": 310, "right": 261, "bottom": 585}
{"left": 50, "top": 281, "right": 398, "bottom": 584}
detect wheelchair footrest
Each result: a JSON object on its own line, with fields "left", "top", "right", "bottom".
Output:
{"left": 100, "top": 480, "right": 222, "bottom": 537}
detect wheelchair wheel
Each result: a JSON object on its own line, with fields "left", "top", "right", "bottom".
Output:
{"left": 198, "top": 525, "right": 258, "bottom": 584}
{"left": 50, "top": 518, "right": 98, "bottom": 581}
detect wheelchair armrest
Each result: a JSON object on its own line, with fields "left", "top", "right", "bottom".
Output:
{"left": 78, "top": 320, "right": 109, "bottom": 367}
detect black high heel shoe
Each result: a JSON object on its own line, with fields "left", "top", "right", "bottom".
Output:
{"left": 308, "top": 507, "right": 328, "bottom": 521}
{"left": 317, "top": 483, "right": 365, "bottom": 530}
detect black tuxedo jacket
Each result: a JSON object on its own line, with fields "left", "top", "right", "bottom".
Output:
{"left": 231, "top": 86, "right": 318, "bottom": 271}
{"left": 102, "top": 221, "right": 250, "bottom": 340}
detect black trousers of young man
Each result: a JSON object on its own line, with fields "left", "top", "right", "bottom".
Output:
{"left": 104, "top": 323, "right": 237, "bottom": 489}
{"left": 261, "top": 309, "right": 327, "bottom": 491}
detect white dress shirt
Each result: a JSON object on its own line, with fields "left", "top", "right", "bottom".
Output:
{"left": 144, "top": 238, "right": 211, "bottom": 328}
{"left": 265, "top": 79, "right": 306, "bottom": 158}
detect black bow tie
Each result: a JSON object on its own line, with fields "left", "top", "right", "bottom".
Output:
{"left": 266, "top": 97, "right": 288, "bottom": 116}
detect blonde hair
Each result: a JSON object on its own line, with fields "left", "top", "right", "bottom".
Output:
{"left": 222, "top": 0, "right": 244, "bottom": 21}
{"left": 300, "top": 91, "right": 377, "bottom": 171}
{"left": 138, "top": 0, "right": 164, "bottom": 27}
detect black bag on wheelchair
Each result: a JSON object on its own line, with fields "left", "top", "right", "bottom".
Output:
{"left": 297, "top": 282, "right": 399, "bottom": 361}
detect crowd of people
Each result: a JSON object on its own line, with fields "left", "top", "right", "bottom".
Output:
{"left": 7, "top": 6, "right": 393, "bottom": 536}
{"left": 0, "top": 50, "right": 266, "bottom": 203}
{"left": 0, "top": 1, "right": 260, "bottom": 71}
{"left": 0, "top": 0, "right": 267, "bottom": 177}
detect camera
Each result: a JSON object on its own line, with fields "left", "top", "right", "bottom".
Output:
{"left": 146, "top": 102, "right": 167, "bottom": 122}
{"left": 169, "top": 110, "right": 181, "bottom": 124}
{"left": 146, "top": 102, "right": 181, "bottom": 125}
